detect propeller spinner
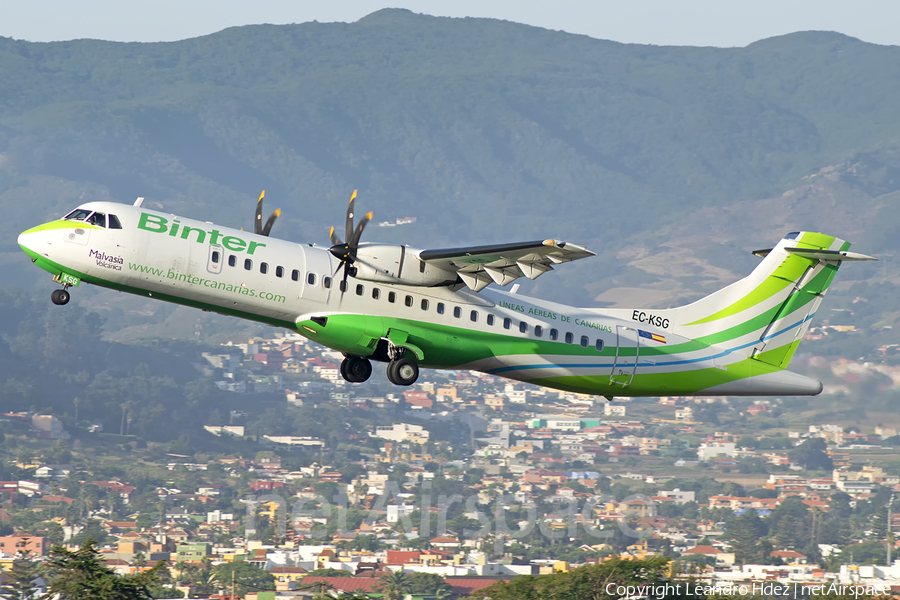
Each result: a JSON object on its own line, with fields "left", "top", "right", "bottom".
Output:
{"left": 254, "top": 190, "right": 280, "bottom": 237}
{"left": 329, "top": 190, "right": 373, "bottom": 290}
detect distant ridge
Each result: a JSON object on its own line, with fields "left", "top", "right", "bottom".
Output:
{"left": 0, "top": 10, "right": 899, "bottom": 313}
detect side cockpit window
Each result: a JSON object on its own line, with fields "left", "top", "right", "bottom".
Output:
{"left": 108, "top": 214, "right": 122, "bottom": 229}
{"left": 88, "top": 212, "right": 106, "bottom": 228}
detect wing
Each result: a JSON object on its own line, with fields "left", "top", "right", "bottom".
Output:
{"left": 417, "top": 239, "right": 595, "bottom": 291}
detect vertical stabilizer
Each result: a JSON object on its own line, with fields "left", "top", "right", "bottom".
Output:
{"left": 664, "top": 232, "right": 872, "bottom": 366}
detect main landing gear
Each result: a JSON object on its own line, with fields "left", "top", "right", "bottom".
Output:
{"left": 340, "top": 356, "right": 373, "bottom": 383}
{"left": 339, "top": 354, "right": 419, "bottom": 386}
{"left": 387, "top": 357, "right": 419, "bottom": 386}
{"left": 50, "top": 288, "right": 70, "bottom": 305}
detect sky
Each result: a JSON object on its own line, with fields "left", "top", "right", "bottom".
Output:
{"left": 2, "top": 0, "right": 900, "bottom": 47}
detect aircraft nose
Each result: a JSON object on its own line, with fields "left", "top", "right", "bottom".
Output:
{"left": 18, "top": 229, "right": 33, "bottom": 251}
{"left": 18, "top": 226, "right": 45, "bottom": 260}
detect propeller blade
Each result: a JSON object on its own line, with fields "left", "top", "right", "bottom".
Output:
{"left": 345, "top": 189, "right": 357, "bottom": 243}
{"left": 254, "top": 190, "right": 265, "bottom": 235}
{"left": 349, "top": 211, "right": 373, "bottom": 247}
{"left": 329, "top": 226, "right": 342, "bottom": 246}
{"left": 261, "top": 208, "right": 280, "bottom": 237}
{"left": 341, "top": 261, "right": 352, "bottom": 294}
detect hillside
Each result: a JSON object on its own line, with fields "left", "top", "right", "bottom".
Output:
{"left": 1, "top": 9, "right": 898, "bottom": 343}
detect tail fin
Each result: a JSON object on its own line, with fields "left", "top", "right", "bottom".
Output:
{"left": 670, "top": 232, "right": 874, "bottom": 367}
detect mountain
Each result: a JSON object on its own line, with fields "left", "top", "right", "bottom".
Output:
{"left": 1, "top": 9, "right": 898, "bottom": 342}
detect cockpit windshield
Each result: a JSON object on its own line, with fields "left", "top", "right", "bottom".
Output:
{"left": 62, "top": 209, "right": 112, "bottom": 229}
{"left": 63, "top": 209, "right": 93, "bottom": 221}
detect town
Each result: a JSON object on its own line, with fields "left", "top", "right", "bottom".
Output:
{"left": 1, "top": 329, "right": 900, "bottom": 599}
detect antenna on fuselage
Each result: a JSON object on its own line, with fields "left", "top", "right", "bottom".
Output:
{"left": 133, "top": 197, "right": 144, "bottom": 207}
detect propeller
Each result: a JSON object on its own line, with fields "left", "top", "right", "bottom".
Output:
{"left": 328, "top": 190, "right": 373, "bottom": 291}
{"left": 254, "top": 190, "right": 280, "bottom": 236}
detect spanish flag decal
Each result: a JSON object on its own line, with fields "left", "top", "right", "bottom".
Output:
{"left": 638, "top": 329, "right": 666, "bottom": 344}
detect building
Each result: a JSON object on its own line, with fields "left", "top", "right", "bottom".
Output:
{"left": 0, "top": 536, "right": 46, "bottom": 557}
{"left": 176, "top": 543, "right": 210, "bottom": 562}
{"left": 697, "top": 442, "right": 736, "bottom": 461}
{"left": 655, "top": 489, "right": 696, "bottom": 504}
{"left": 372, "top": 423, "right": 430, "bottom": 444}
{"left": 31, "top": 415, "right": 69, "bottom": 440}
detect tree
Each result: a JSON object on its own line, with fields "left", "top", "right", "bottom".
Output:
{"left": 0, "top": 550, "right": 41, "bottom": 600}
{"left": 723, "top": 511, "right": 764, "bottom": 566}
{"left": 788, "top": 438, "right": 833, "bottom": 471}
{"left": 213, "top": 561, "right": 275, "bottom": 597}
{"left": 407, "top": 572, "right": 452, "bottom": 596}
{"left": 46, "top": 538, "right": 162, "bottom": 600}
{"left": 870, "top": 506, "right": 889, "bottom": 540}
{"left": 378, "top": 570, "right": 412, "bottom": 600}
{"left": 471, "top": 556, "right": 694, "bottom": 600}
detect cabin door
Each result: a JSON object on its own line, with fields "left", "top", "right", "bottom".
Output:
{"left": 610, "top": 325, "right": 639, "bottom": 386}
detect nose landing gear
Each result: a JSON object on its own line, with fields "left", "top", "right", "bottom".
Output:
{"left": 51, "top": 288, "right": 70, "bottom": 305}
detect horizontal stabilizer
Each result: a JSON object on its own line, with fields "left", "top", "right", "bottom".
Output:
{"left": 752, "top": 247, "right": 877, "bottom": 262}
{"left": 785, "top": 247, "right": 877, "bottom": 262}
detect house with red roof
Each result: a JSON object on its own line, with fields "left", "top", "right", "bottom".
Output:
{"left": 429, "top": 535, "right": 460, "bottom": 550}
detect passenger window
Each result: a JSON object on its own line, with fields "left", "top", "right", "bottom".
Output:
{"left": 535, "top": 325, "right": 543, "bottom": 337}
{"left": 108, "top": 215, "right": 122, "bottom": 229}
{"left": 388, "top": 292, "right": 396, "bottom": 303}
{"left": 324, "top": 277, "right": 332, "bottom": 289}
{"left": 373, "top": 288, "right": 380, "bottom": 300}
{"left": 307, "top": 273, "right": 316, "bottom": 285}
{"left": 356, "top": 284, "right": 364, "bottom": 296}
{"left": 291, "top": 269, "right": 299, "bottom": 281}
{"left": 340, "top": 280, "right": 347, "bottom": 293}
{"left": 595, "top": 339, "right": 605, "bottom": 351}
{"left": 228, "top": 255, "right": 236, "bottom": 267}
{"left": 487, "top": 314, "right": 494, "bottom": 326}
{"left": 89, "top": 212, "right": 106, "bottom": 228}
{"left": 453, "top": 307, "right": 462, "bottom": 318}
{"left": 580, "top": 335, "right": 589, "bottom": 348}
{"left": 405, "top": 295, "right": 413, "bottom": 307}
{"left": 244, "top": 259, "right": 252, "bottom": 270}
{"left": 211, "top": 251, "right": 220, "bottom": 264}
{"left": 276, "top": 266, "right": 284, "bottom": 278}
{"left": 519, "top": 322, "right": 528, "bottom": 334}
{"left": 437, "top": 303, "right": 445, "bottom": 314}
{"left": 260, "top": 262, "right": 268, "bottom": 274}
{"left": 550, "top": 329, "right": 558, "bottom": 340}
{"left": 565, "top": 332, "right": 574, "bottom": 344}
{"left": 503, "top": 318, "right": 511, "bottom": 330}
{"left": 470, "top": 310, "right": 478, "bottom": 322}
{"left": 421, "top": 299, "right": 429, "bottom": 310}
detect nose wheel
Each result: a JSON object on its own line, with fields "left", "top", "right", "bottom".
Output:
{"left": 340, "top": 356, "right": 372, "bottom": 383}
{"left": 387, "top": 357, "right": 419, "bottom": 386}
{"left": 51, "top": 289, "right": 70, "bottom": 305}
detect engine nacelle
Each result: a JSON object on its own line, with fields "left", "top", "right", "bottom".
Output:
{"left": 353, "top": 243, "right": 458, "bottom": 287}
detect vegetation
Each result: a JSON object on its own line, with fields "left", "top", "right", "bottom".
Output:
{"left": 0, "top": 550, "right": 41, "bottom": 600}
{"left": 44, "top": 539, "right": 164, "bottom": 600}
{"left": 471, "top": 556, "right": 692, "bottom": 600}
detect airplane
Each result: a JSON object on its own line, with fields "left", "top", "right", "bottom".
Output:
{"left": 17, "top": 191, "right": 876, "bottom": 398}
